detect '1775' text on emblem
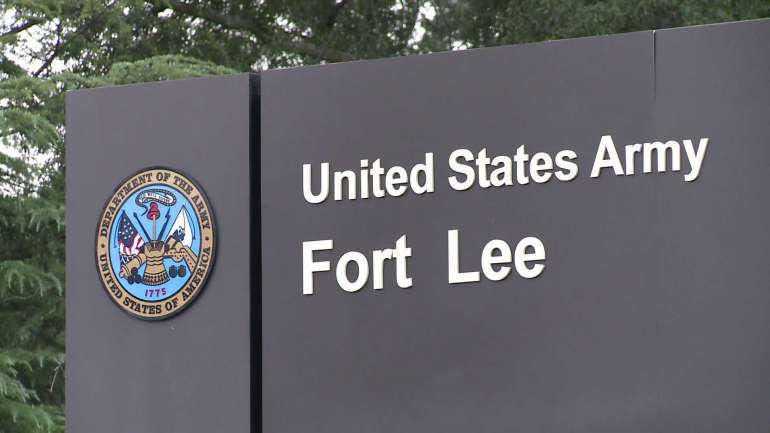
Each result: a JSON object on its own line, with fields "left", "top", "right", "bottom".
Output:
{"left": 95, "top": 167, "right": 216, "bottom": 320}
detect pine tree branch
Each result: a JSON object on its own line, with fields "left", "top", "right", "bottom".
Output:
{"left": 396, "top": 0, "right": 421, "bottom": 51}
{"left": 0, "top": 19, "right": 45, "bottom": 39}
{"left": 33, "top": 37, "right": 63, "bottom": 78}
{"left": 325, "top": 0, "right": 349, "bottom": 30}
{"left": 148, "top": 0, "right": 355, "bottom": 62}
{"left": 287, "top": 35, "right": 356, "bottom": 63}
{"left": 157, "top": 0, "right": 257, "bottom": 30}
{"left": 32, "top": 6, "right": 115, "bottom": 77}
{"left": 0, "top": 58, "right": 26, "bottom": 78}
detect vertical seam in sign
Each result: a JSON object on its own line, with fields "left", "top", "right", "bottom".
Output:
{"left": 249, "top": 73, "right": 262, "bottom": 433}
{"left": 652, "top": 29, "right": 657, "bottom": 101}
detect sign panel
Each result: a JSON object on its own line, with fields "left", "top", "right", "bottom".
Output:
{"left": 67, "top": 75, "right": 253, "bottom": 433}
{"left": 260, "top": 21, "right": 770, "bottom": 432}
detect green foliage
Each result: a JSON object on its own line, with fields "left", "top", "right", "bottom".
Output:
{"left": 421, "top": 0, "right": 770, "bottom": 50}
{"left": 0, "top": 1, "right": 767, "bottom": 432}
{"left": 1, "top": 0, "right": 423, "bottom": 75}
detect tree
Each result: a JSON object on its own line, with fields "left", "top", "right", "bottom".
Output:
{"left": 1, "top": 0, "right": 424, "bottom": 75}
{"left": 421, "top": 0, "right": 770, "bottom": 51}
{"left": 0, "top": 1, "right": 767, "bottom": 431}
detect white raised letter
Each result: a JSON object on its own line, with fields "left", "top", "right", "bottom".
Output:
{"left": 393, "top": 235, "right": 413, "bottom": 288}
{"left": 683, "top": 138, "right": 709, "bottom": 182}
{"left": 591, "top": 135, "right": 624, "bottom": 178}
{"left": 448, "top": 229, "right": 480, "bottom": 283}
{"left": 554, "top": 149, "right": 578, "bottom": 181}
{"left": 302, "top": 240, "right": 333, "bottom": 295}
{"left": 481, "top": 240, "right": 512, "bottom": 281}
{"left": 411, "top": 153, "right": 435, "bottom": 194}
{"left": 336, "top": 251, "right": 369, "bottom": 292}
{"left": 372, "top": 249, "right": 393, "bottom": 290}
{"left": 514, "top": 237, "right": 545, "bottom": 279}
{"left": 303, "top": 163, "right": 329, "bottom": 204}
{"left": 448, "top": 149, "right": 476, "bottom": 191}
{"left": 334, "top": 170, "right": 357, "bottom": 200}
{"left": 643, "top": 140, "right": 680, "bottom": 174}
{"left": 385, "top": 166, "right": 408, "bottom": 196}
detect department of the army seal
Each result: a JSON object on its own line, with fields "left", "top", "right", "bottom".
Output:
{"left": 95, "top": 167, "right": 215, "bottom": 320}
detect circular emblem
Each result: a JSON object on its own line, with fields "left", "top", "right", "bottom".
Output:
{"left": 95, "top": 167, "right": 216, "bottom": 320}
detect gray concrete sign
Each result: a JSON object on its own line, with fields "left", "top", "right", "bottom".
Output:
{"left": 67, "top": 19, "right": 770, "bottom": 433}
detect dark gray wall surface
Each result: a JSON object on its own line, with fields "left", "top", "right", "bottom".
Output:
{"left": 66, "top": 20, "right": 770, "bottom": 433}
{"left": 648, "top": 20, "right": 770, "bottom": 429}
{"left": 66, "top": 75, "right": 253, "bottom": 433}
{"left": 261, "top": 20, "right": 770, "bottom": 433}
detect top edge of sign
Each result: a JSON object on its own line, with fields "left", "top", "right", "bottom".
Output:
{"left": 262, "top": 17, "right": 769, "bottom": 75}
{"left": 64, "top": 17, "right": 769, "bottom": 96}
{"left": 65, "top": 72, "right": 256, "bottom": 98}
